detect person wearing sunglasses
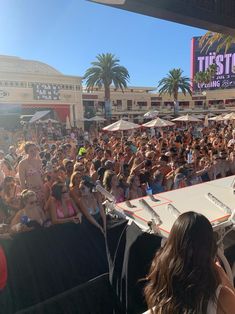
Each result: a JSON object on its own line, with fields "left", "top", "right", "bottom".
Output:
{"left": 49, "top": 182, "right": 81, "bottom": 225}
{"left": 11, "top": 190, "right": 46, "bottom": 232}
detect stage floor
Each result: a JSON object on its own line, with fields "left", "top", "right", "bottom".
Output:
{"left": 116, "top": 176, "right": 235, "bottom": 237}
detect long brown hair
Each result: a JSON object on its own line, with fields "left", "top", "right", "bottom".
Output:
{"left": 144, "top": 212, "right": 218, "bottom": 314}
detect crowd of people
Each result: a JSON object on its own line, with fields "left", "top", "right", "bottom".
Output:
{"left": 0, "top": 119, "right": 235, "bottom": 313}
{"left": 0, "top": 120, "right": 235, "bottom": 234}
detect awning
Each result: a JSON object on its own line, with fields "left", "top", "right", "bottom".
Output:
{"left": 22, "top": 104, "right": 70, "bottom": 122}
{"left": 90, "top": 0, "right": 235, "bottom": 36}
{"left": 29, "top": 110, "right": 50, "bottom": 123}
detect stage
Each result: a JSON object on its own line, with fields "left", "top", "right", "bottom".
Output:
{"left": 116, "top": 176, "right": 235, "bottom": 237}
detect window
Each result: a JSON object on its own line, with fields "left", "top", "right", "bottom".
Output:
{"left": 151, "top": 102, "right": 160, "bottom": 107}
{"left": 127, "top": 100, "right": 132, "bottom": 111}
{"left": 164, "top": 102, "right": 174, "bottom": 106}
{"left": 194, "top": 101, "right": 203, "bottom": 106}
{"left": 137, "top": 101, "right": 147, "bottom": 110}
{"left": 83, "top": 100, "right": 95, "bottom": 109}
{"left": 116, "top": 99, "right": 122, "bottom": 111}
{"left": 179, "top": 101, "right": 189, "bottom": 107}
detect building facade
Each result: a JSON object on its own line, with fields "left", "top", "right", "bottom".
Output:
{"left": 1, "top": 55, "right": 235, "bottom": 128}
{"left": 0, "top": 55, "right": 83, "bottom": 128}
{"left": 82, "top": 86, "right": 235, "bottom": 122}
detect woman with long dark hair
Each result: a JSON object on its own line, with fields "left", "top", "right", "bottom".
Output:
{"left": 144, "top": 212, "right": 235, "bottom": 314}
{"left": 77, "top": 178, "right": 106, "bottom": 233}
{"left": 48, "top": 181, "right": 81, "bottom": 224}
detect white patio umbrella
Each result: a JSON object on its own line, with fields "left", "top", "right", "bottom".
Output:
{"left": 88, "top": 116, "right": 106, "bottom": 122}
{"left": 163, "top": 115, "right": 174, "bottom": 120}
{"left": 102, "top": 119, "right": 140, "bottom": 132}
{"left": 194, "top": 114, "right": 205, "bottom": 119}
{"left": 208, "top": 115, "right": 224, "bottom": 121}
{"left": 223, "top": 112, "right": 235, "bottom": 120}
{"left": 143, "top": 110, "right": 159, "bottom": 119}
{"left": 208, "top": 113, "right": 216, "bottom": 117}
{"left": 66, "top": 116, "right": 71, "bottom": 129}
{"left": 142, "top": 117, "right": 175, "bottom": 128}
{"left": 172, "top": 114, "right": 201, "bottom": 122}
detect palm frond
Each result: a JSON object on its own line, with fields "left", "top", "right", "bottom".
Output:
{"left": 84, "top": 53, "right": 129, "bottom": 100}
{"left": 199, "top": 31, "right": 235, "bottom": 53}
{"left": 157, "top": 68, "right": 191, "bottom": 99}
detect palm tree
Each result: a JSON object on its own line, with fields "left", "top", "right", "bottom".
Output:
{"left": 194, "top": 64, "right": 217, "bottom": 93}
{"left": 84, "top": 53, "right": 129, "bottom": 119}
{"left": 194, "top": 63, "right": 217, "bottom": 93}
{"left": 194, "top": 71, "right": 206, "bottom": 93}
{"left": 199, "top": 32, "right": 235, "bottom": 53}
{"left": 207, "top": 63, "right": 217, "bottom": 79}
{"left": 157, "top": 68, "right": 192, "bottom": 116}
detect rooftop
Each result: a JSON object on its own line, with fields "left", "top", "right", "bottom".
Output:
{"left": 0, "top": 55, "right": 61, "bottom": 76}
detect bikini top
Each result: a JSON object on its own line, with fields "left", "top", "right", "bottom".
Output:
{"left": 56, "top": 201, "right": 76, "bottom": 219}
{"left": 87, "top": 206, "right": 100, "bottom": 216}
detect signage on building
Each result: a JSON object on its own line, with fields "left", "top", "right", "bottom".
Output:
{"left": 191, "top": 36, "right": 235, "bottom": 91}
{"left": 33, "top": 83, "right": 60, "bottom": 100}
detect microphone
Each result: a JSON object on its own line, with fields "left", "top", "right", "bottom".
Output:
{"left": 139, "top": 198, "right": 162, "bottom": 226}
{"left": 95, "top": 181, "right": 116, "bottom": 202}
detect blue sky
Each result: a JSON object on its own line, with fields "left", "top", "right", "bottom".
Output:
{"left": 0, "top": 0, "right": 206, "bottom": 87}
